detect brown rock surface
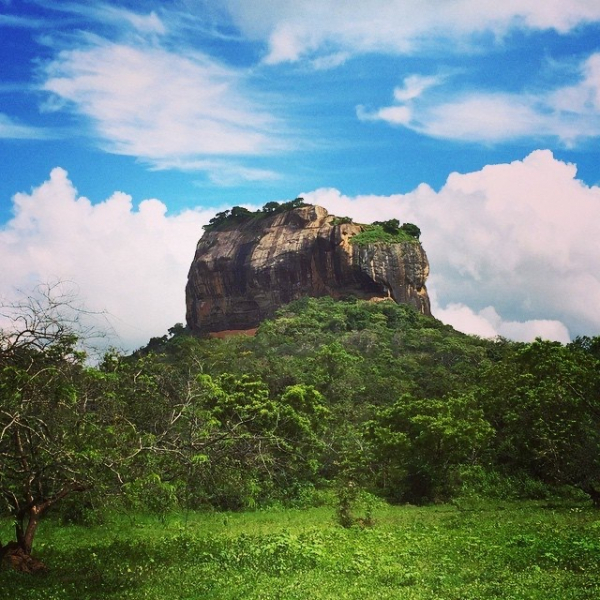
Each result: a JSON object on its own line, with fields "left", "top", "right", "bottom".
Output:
{"left": 185, "top": 205, "right": 431, "bottom": 334}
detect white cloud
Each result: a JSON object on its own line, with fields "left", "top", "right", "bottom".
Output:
{"left": 150, "top": 158, "right": 281, "bottom": 186}
{"left": 41, "top": 39, "right": 288, "bottom": 178}
{"left": 434, "top": 303, "right": 571, "bottom": 343}
{"left": 412, "top": 95, "right": 549, "bottom": 142}
{"left": 361, "top": 53, "right": 600, "bottom": 144}
{"left": 0, "top": 168, "right": 216, "bottom": 351}
{"left": 222, "top": 0, "right": 600, "bottom": 64}
{"left": 0, "top": 13, "right": 47, "bottom": 28}
{"left": 3, "top": 152, "right": 598, "bottom": 351}
{"left": 550, "top": 53, "right": 600, "bottom": 113}
{"left": 0, "top": 113, "right": 52, "bottom": 139}
{"left": 309, "top": 52, "right": 350, "bottom": 71}
{"left": 357, "top": 104, "right": 412, "bottom": 126}
{"left": 107, "top": 8, "right": 165, "bottom": 34}
{"left": 393, "top": 75, "right": 441, "bottom": 102}
{"left": 34, "top": 2, "right": 166, "bottom": 35}
{"left": 303, "top": 149, "right": 600, "bottom": 341}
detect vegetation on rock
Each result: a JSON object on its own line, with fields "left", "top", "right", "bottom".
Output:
{"left": 350, "top": 220, "right": 421, "bottom": 245}
{"left": 202, "top": 198, "right": 308, "bottom": 231}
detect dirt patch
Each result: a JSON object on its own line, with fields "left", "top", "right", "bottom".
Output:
{"left": 209, "top": 328, "right": 258, "bottom": 339}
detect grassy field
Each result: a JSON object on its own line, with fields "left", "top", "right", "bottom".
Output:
{"left": 2, "top": 500, "right": 600, "bottom": 600}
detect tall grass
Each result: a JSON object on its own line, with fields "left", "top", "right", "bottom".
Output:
{"left": 2, "top": 501, "right": 600, "bottom": 599}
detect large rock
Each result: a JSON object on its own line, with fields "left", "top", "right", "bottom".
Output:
{"left": 185, "top": 205, "right": 431, "bottom": 334}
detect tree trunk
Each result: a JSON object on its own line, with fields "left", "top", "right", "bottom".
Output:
{"left": 16, "top": 505, "right": 41, "bottom": 555}
{"left": 2, "top": 485, "right": 87, "bottom": 573}
{"left": 588, "top": 487, "right": 600, "bottom": 508}
{"left": 0, "top": 506, "right": 47, "bottom": 573}
{"left": 1, "top": 541, "right": 46, "bottom": 574}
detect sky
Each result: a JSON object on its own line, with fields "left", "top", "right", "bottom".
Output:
{"left": 1, "top": 0, "right": 600, "bottom": 352}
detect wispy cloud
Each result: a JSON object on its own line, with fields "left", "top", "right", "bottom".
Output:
{"left": 0, "top": 13, "right": 47, "bottom": 28}
{"left": 223, "top": 0, "right": 600, "bottom": 64}
{"left": 358, "top": 53, "right": 600, "bottom": 145}
{"left": 151, "top": 158, "right": 281, "bottom": 186}
{"left": 102, "top": 6, "right": 165, "bottom": 34}
{"left": 0, "top": 113, "right": 54, "bottom": 139}
{"left": 393, "top": 75, "right": 441, "bottom": 102}
{"left": 41, "top": 39, "right": 289, "bottom": 179}
{"left": 30, "top": 1, "right": 166, "bottom": 35}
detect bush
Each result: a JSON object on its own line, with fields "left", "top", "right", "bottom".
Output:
{"left": 400, "top": 222, "right": 421, "bottom": 239}
{"left": 350, "top": 224, "right": 416, "bottom": 245}
{"left": 335, "top": 481, "right": 377, "bottom": 528}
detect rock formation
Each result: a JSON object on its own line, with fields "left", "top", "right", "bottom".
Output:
{"left": 186, "top": 204, "right": 431, "bottom": 334}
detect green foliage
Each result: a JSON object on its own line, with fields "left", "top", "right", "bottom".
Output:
{"left": 203, "top": 198, "right": 310, "bottom": 231}
{"left": 350, "top": 223, "right": 417, "bottom": 245}
{"left": 0, "top": 284, "right": 141, "bottom": 558}
{"left": 365, "top": 219, "right": 420, "bottom": 239}
{"left": 366, "top": 393, "right": 494, "bottom": 503}
{"left": 481, "top": 339, "right": 600, "bottom": 504}
{"left": 335, "top": 481, "right": 377, "bottom": 528}
{"left": 4, "top": 283, "right": 600, "bottom": 576}
{"left": 330, "top": 216, "right": 354, "bottom": 225}
{"left": 123, "top": 474, "right": 179, "bottom": 522}
{"left": 400, "top": 222, "right": 421, "bottom": 239}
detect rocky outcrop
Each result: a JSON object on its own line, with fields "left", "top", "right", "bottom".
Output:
{"left": 186, "top": 205, "right": 431, "bottom": 334}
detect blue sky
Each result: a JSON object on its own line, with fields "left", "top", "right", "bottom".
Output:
{"left": 1, "top": 0, "right": 600, "bottom": 350}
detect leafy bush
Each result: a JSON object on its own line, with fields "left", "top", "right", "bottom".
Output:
{"left": 330, "top": 216, "right": 354, "bottom": 225}
{"left": 335, "top": 481, "right": 378, "bottom": 528}
{"left": 123, "top": 474, "right": 179, "bottom": 522}
{"left": 203, "top": 198, "right": 309, "bottom": 231}
{"left": 400, "top": 222, "right": 421, "bottom": 239}
{"left": 350, "top": 223, "right": 416, "bottom": 245}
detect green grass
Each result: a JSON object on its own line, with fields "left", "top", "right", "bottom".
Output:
{"left": 2, "top": 501, "right": 600, "bottom": 599}
{"left": 350, "top": 224, "right": 416, "bottom": 246}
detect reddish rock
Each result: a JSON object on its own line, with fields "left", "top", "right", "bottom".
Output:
{"left": 186, "top": 205, "right": 430, "bottom": 334}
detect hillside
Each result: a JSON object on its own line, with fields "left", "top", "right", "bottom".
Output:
{"left": 2, "top": 288, "right": 600, "bottom": 575}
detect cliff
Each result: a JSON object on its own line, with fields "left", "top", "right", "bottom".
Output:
{"left": 185, "top": 204, "right": 431, "bottom": 334}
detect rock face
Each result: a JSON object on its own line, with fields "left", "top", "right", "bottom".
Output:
{"left": 186, "top": 205, "right": 431, "bottom": 334}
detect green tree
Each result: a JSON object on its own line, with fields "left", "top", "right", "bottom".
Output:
{"left": 366, "top": 393, "right": 493, "bottom": 503}
{"left": 400, "top": 222, "right": 421, "bottom": 239}
{"left": 262, "top": 201, "right": 281, "bottom": 213}
{"left": 0, "top": 285, "right": 132, "bottom": 570}
{"left": 483, "top": 339, "right": 600, "bottom": 504}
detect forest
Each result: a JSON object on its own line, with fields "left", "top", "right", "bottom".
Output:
{"left": 1, "top": 284, "right": 600, "bottom": 597}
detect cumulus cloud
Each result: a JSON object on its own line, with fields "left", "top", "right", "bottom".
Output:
{"left": 303, "top": 150, "right": 600, "bottom": 341}
{"left": 223, "top": 0, "right": 600, "bottom": 64}
{"left": 359, "top": 53, "right": 600, "bottom": 144}
{"left": 2, "top": 152, "right": 598, "bottom": 351}
{"left": 0, "top": 168, "right": 215, "bottom": 351}
{"left": 434, "top": 303, "right": 571, "bottom": 344}
{"left": 41, "top": 39, "right": 287, "bottom": 178}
